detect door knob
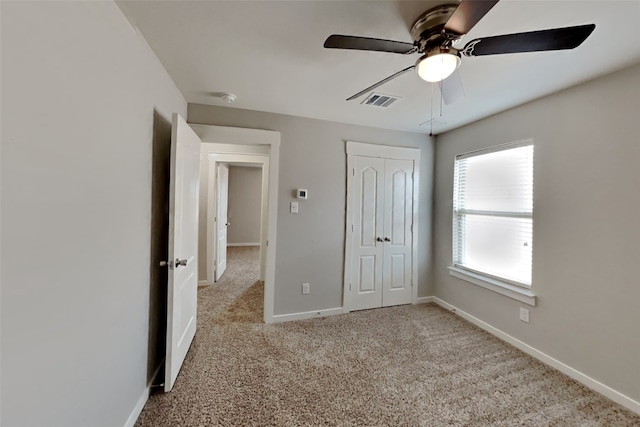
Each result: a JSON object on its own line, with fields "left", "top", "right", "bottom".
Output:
{"left": 226, "top": 222, "right": 231, "bottom": 226}
{"left": 384, "top": 237, "right": 391, "bottom": 242}
{"left": 376, "top": 237, "right": 383, "bottom": 242}
{"left": 175, "top": 258, "right": 188, "bottom": 267}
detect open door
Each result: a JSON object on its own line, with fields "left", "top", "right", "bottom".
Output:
{"left": 214, "top": 163, "right": 229, "bottom": 281}
{"left": 165, "top": 113, "right": 201, "bottom": 392}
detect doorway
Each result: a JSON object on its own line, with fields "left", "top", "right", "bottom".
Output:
{"left": 199, "top": 151, "right": 269, "bottom": 286}
{"left": 190, "top": 124, "right": 280, "bottom": 323}
{"left": 209, "top": 162, "right": 264, "bottom": 283}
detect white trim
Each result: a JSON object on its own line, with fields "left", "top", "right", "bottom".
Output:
{"left": 190, "top": 124, "right": 280, "bottom": 324}
{"left": 346, "top": 140, "right": 421, "bottom": 159}
{"left": 343, "top": 141, "right": 420, "bottom": 313}
{"left": 198, "top": 280, "right": 211, "bottom": 286}
{"left": 227, "top": 243, "right": 261, "bottom": 247}
{"left": 455, "top": 138, "right": 533, "bottom": 160}
{"left": 191, "top": 124, "right": 280, "bottom": 147}
{"left": 448, "top": 266, "right": 536, "bottom": 306}
{"left": 430, "top": 297, "right": 640, "bottom": 416}
{"left": 123, "top": 387, "right": 149, "bottom": 427}
{"left": 414, "top": 296, "right": 434, "bottom": 305}
{"left": 271, "top": 307, "right": 344, "bottom": 323}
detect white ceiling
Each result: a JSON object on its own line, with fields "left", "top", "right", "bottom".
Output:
{"left": 117, "top": 0, "right": 640, "bottom": 135}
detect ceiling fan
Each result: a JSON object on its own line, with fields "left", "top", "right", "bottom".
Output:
{"left": 324, "top": 0, "right": 595, "bottom": 104}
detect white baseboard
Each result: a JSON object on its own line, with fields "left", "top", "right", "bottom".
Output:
{"left": 198, "top": 280, "right": 212, "bottom": 286}
{"left": 414, "top": 296, "right": 435, "bottom": 305}
{"left": 430, "top": 296, "right": 640, "bottom": 416}
{"left": 227, "top": 243, "right": 260, "bottom": 247}
{"left": 270, "top": 307, "right": 344, "bottom": 323}
{"left": 123, "top": 386, "right": 149, "bottom": 427}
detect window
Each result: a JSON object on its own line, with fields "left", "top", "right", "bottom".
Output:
{"left": 452, "top": 140, "right": 534, "bottom": 288}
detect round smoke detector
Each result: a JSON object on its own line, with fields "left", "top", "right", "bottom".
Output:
{"left": 220, "top": 93, "right": 236, "bottom": 103}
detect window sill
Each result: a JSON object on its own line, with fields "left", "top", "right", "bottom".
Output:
{"left": 448, "top": 266, "right": 537, "bottom": 306}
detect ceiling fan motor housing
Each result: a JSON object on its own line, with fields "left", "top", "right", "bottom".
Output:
{"left": 410, "top": 4, "right": 461, "bottom": 53}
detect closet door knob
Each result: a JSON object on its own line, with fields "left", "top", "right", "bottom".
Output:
{"left": 384, "top": 237, "right": 391, "bottom": 242}
{"left": 376, "top": 237, "right": 383, "bottom": 242}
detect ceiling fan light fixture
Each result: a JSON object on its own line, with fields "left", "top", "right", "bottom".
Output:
{"left": 416, "top": 50, "right": 461, "bottom": 82}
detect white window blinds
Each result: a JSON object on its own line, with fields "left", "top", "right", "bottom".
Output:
{"left": 453, "top": 141, "right": 534, "bottom": 287}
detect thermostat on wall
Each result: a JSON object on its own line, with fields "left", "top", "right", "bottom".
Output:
{"left": 297, "top": 189, "right": 308, "bottom": 199}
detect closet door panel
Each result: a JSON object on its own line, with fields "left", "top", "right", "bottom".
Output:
{"left": 350, "top": 156, "right": 385, "bottom": 310}
{"left": 382, "top": 159, "right": 413, "bottom": 307}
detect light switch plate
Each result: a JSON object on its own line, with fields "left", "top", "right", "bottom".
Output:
{"left": 290, "top": 201, "right": 298, "bottom": 214}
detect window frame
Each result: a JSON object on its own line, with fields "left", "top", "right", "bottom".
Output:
{"left": 450, "top": 139, "right": 536, "bottom": 306}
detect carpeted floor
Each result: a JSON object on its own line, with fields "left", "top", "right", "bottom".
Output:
{"left": 135, "top": 246, "right": 640, "bottom": 426}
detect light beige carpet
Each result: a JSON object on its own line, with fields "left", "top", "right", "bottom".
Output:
{"left": 136, "top": 246, "right": 640, "bottom": 426}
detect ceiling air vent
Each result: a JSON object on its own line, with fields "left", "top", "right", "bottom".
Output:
{"left": 362, "top": 92, "right": 401, "bottom": 108}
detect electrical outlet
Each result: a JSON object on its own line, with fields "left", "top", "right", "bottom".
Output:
{"left": 519, "top": 307, "right": 530, "bottom": 323}
{"left": 302, "top": 282, "right": 310, "bottom": 295}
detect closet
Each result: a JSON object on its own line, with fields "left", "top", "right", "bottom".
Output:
{"left": 344, "top": 142, "right": 420, "bottom": 311}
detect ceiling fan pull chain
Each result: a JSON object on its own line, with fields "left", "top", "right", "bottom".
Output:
{"left": 429, "top": 82, "right": 434, "bottom": 137}
{"left": 440, "top": 80, "right": 444, "bottom": 117}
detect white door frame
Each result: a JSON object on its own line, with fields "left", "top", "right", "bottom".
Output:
{"left": 344, "top": 141, "right": 420, "bottom": 313}
{"left": 191, "top": 124, "right": 280, "bottom": 324}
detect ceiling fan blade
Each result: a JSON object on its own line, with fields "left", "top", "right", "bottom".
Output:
{"left": 444, "top": 0, "right": 499, "bottom": 35}
{"left": 462, "top": 24, "right": 596, "bottom": 57}
{"left": 346, "top": 65, "right": 416, "bottom": 101}
{"left": 439, "top": 69, "right": 465, "bottom": 105}
{"left": 324, "top": 35, "right": 415, "bottom": 54}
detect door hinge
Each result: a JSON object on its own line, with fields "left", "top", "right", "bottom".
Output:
{"left": 349, "top": 283, "right": 352, "bottom": 291}
{"left": 411, "top": 224, "right": 413, "bottom": 233}
{"left": 353, "top": 168, "right": 355, "bottom": 176}
{"left": 352, "top": 224, "right": 354, "bottom": 232}
{"left": 214, "top": 216, "right": 217, "bottom": 222}
{"left": 266, "top": 240, "right": 269, "bottom": 246}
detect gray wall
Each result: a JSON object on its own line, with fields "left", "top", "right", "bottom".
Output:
{"left": 228, "top": 166, "right": 262, "bottom": 245}
{"left": 188, "top": 104, "right": 434, "bottom": 315}
{"left": 433, "top": 63, "right": 640, "bottom": 404}
{"left": 1, "top": 2, "right": 187, "bottom": 426}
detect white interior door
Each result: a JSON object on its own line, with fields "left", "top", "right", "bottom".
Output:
{"left": 165, "top": 113, "right": 201, "bottom": 392}
{"left": 350, "top": 156, "right": 385, "bottom": 311}
{"left": 215, "top": 163, "right": 229, "bottom": 281}
{"left": 382, "top": 159, "right": 413, "bottom": 307}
